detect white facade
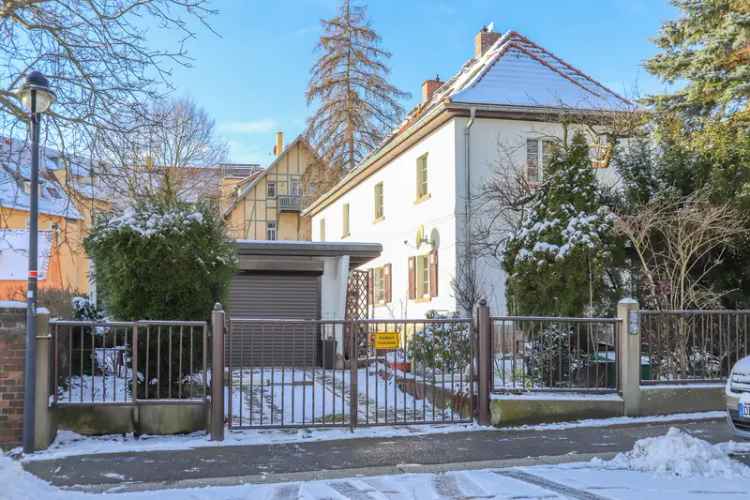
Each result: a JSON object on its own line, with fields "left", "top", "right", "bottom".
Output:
{"left": 306, "top": 29, "right": 631, "bottom": 320}
{"left": 313, "top": 120, "right": 459, "bottom": 319}
{"left": 311, "top": 116, "right": 621, "bottom": 320}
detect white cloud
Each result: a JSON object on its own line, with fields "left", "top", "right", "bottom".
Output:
{"left": 218, "top": 119, "right": 277, "bottom": 134}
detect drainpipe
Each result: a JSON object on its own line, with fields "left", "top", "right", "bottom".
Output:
{"left": 463, "top": 107, "right": 477, "bottom": 312}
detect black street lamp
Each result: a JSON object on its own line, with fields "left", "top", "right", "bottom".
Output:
{"left": 17, "top": 71, "right": 55, "bottom": 453}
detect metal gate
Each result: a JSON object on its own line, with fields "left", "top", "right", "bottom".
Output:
{"left": 226, "top": 317, "right": 475, "bottom": 429}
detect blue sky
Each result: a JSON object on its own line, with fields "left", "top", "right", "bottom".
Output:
{"left": 157, "top": 0, "right": 679, "bottom": 165}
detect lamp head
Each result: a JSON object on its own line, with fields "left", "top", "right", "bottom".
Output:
{"left": 18, "top": 71, "right": 56, "bottom": 113}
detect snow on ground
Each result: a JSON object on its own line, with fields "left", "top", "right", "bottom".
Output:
{"left": 227, "top": 362, "right": 466, "bottom": 427}
{"left": 592, "top": 426, "right": 750, "bottom": 478}
{"left": 492, "top": 391, "right": 622, "bottom": 400}
{"left": 6, "top": 428, "right": 750, "bottom": 499}
{"left": 20, "top": 411, "right": 727, "bottom": 462}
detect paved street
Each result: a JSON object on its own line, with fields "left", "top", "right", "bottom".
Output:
{"left": 24, "top": 417, "right": 742, "bottom": 492}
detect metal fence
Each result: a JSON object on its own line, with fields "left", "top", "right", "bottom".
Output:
{"left": 50, "top": 320, "right": 208, "bottom": 405}
{"left": 227, "top": 317, "right": 475, "bottom": 429}
{"left": 491, "top": 316, "right": 620, "bottom": 393}
{"left": 640, "top": 310, "right": 750, "bottom": 384}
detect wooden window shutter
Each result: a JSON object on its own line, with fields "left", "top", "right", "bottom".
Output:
{"left": 368, "top": 269, "right": 374, "bottom": 306}
{"left": 429, "top": 250, "right": 439, "bottom": 298}
{"left": 408, "top": 257, "right": 416, "bottom": 300}
{"left": 384, "top": 263, "right": 392, "bottom": 303}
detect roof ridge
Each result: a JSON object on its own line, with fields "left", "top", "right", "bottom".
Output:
{"left": 511, "top": 32, "right": 630, "bottom": 105}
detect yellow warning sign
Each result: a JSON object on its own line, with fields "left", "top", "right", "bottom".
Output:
{"left": 374, "top": 332, "right": 400, "bottom": 350}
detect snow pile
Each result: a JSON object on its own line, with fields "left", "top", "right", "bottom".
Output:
{"left": 594, "top": 427, "right": 750, "bottom": 478}
{"left": 0, "top": 454, "right": 68, "bottom": 500}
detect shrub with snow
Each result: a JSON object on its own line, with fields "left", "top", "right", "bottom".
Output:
{"left": 85, "top": 200, "right": 236, "bottom": 399}
{"left": 71, "top": 295, "right": 103, "bottom": 320}
{"left": 408, "top": 310, "right": 472, "bottom": 372}
{"left": 593, "top": 427, "right": 750, "bottom": 478}
{"left": 85, "top": 200, "right": 236, "bottom": 321}
{"left": 503, "top": 132, "right": 623, "bottom": 317}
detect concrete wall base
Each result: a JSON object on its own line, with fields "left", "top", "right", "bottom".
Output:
{"left": 490, "top": 396, "right": 624, "bottom": 426}
{"left": 637, "top": 385, "right": 725, "bottom": 416}
{"left": 53, "top": 402, "right": 208, "bottom": 436}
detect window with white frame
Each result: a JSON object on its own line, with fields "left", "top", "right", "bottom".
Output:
{"left": 290, "top": 178, "right": 301, "bottom": 196}
{"left": 373, "top": 267, "right": 385, "bottom": 304}
{"left": 267, "top": 181, "right": 276, "bottom": 198}
{"left": 374, "top": 182, "right": 384, "bottom": 221}
{"left": 416, "top": 254, "right": 430, "bottom": 298}
{"left": 526, "top": 139, "right": 557, "bottom": 182}
{"left": 266, "top": 221, "right": 277, "bottom": 240}
{"left": 342, "top": 203, "right": 350, "bottom": 237}
{"left": 416, "top": 153, "right": 429, "bottom": 200}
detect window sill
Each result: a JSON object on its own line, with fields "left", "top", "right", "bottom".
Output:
{"left": 412, "top": 296, "right": 432, "bottom": 304}
{"left": 373, "top": 216, "right": 385, "bottom": 224}
{"left": 414, "top": 194, "right": 431, "bottom": 205}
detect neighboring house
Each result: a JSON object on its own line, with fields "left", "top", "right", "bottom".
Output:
{"left": 223, "top": 133, "right": 333, "bottom": 241}
{"left": 303, "top": 27, "right": 632, "bottom": 319}
{"left": 0, "top": 137, "right": 111, "bottom": 299}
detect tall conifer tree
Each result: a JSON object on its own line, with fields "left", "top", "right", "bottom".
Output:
{"left": 646, "top": 0, "right": 750, "bottom": 123}
{"left": 306, "top": 0, "right": 409, "bottom": 171}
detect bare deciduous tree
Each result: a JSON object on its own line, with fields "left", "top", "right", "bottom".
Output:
{"left": 305, "top": 0, "right": 409, "bottom": 172}
{"left": 96, "top": 97, "right": 228, "bottom": 204}
{"left": 615, "top": 195, "right": 748, "bottom": 311}
{"left": 0, "top": 0, "right": 216, "bottom": 158}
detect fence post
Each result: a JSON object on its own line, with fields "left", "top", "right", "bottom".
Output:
{"left": 617, "top": 298, "right": 641, "bottom": 416}
{"left": 476, "top": 299, "right": 492, "bottom": 426}
{"left": 33, "top": 310, "right": 55, "bottom": 450}
{"left": 349, "top": 324, "right": 358, "bottom": 431}
{"left": 210, "top": 303, "right": 225, "bottom": 441}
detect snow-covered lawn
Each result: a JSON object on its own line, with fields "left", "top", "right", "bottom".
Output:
{"left": 5, "top": 427, "right": 750, "bottom": 499}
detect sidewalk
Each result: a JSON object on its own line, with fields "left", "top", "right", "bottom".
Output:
{"left": 23, "top": 417, "right": 734, "bottom": 492}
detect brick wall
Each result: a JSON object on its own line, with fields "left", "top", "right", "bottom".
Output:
{"left": 0, "top": 304, "right": 26, "bottom": 449}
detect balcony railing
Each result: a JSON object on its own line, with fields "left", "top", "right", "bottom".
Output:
{"left": 277, "top": 195, "right": 301, "bottom": 212}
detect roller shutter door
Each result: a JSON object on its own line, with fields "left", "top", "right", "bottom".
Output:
{"left": 227, "top": 272, "right": 321, "bottom": 367}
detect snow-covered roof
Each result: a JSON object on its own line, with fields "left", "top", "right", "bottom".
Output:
{"left": 415, "top": 30, "right": 630, "bottom": 120}
{"left": 0, "top": 229, "right": 53, "bottom": 280}
{"left": 304, "top": 30, "right": 633, "bottom": 217}
{"left": 0, "top": 138, "right": 83, "bottom": 220}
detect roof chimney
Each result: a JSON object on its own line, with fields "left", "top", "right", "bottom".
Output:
{"left": 475, "top": 24, "right": 500, "bottom": 58}
{"left": 273, "top": 131, "right": 284, "bottom": 156}
{"left": 421, "top": 75, "right": 442, "bottom": 104}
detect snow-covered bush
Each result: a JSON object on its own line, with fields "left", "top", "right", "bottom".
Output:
{"left": 503, "top": 132, "right": 623, "bottom": 316}
{"left": 72, "top": 296, "right": 103, "bottom": 320}
{"left": 85, "top": 200, "right": 236, "bottom": 321}
{"left": 85, "top": 200, "right": 236, "bottom": 399}
{"left": 408, "top": 310, "right": 472, "bottom": 372}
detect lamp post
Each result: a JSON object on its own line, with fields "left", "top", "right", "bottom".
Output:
{"left": 17, "top": 71, "right": 55, "bottom": 453}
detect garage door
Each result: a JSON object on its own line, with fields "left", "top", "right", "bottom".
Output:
{"left": 227, "top": 272, "right": 321, "bottom": 367}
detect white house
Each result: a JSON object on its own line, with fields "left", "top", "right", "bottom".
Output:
{"left": 303, "top": 27, "right": 632, "bottom": 319}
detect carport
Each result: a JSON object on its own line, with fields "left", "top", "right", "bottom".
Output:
{"left": 227, "top": 240, "right": 381, "bottom": 366}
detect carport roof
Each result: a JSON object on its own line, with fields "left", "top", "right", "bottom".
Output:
{"left": 233, "top": 240, "right": 382, "bottom": 268}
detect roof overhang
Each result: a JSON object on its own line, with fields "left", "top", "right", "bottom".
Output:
{"left": 302, "top": 101, "right": 640, "bottom": 218}
{"left": 233, "top": 240, "right": 382, "bottom": 269}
